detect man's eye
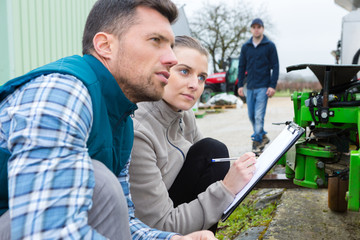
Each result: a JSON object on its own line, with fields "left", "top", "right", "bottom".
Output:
{"left": 180, "top": 69, "right": 189, "bottom": 75}
{"left": 151, "top": 37, "right": 160, "bottom": 43}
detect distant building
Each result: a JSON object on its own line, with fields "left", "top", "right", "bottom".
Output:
{"left": 171, "top": 5, "right": 192, "bottom": 36}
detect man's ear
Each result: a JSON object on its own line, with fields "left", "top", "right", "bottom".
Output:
{"left": 92, "top": 32, "right": 115, "bottom": 59}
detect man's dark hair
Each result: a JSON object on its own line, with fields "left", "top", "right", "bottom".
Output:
{"left": 82, "top": 0, "right": 178, "bottom": 55}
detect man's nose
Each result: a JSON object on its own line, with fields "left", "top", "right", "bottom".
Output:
{"left": 161, "top": 48, "right": 178, "bottom": 68}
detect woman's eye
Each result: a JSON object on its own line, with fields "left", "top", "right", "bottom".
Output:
{"left": 180, "top": 69, "right": 189, "bottom": 75}
{"left": 198, "top": 75, "right": 206, "bottom": 81}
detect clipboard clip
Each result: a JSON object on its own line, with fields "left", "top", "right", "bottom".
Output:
{"left": 272, "top": 121, "right": 292, "bottom": 126}
{"left": 273, "top": 121, "right": 302, "bottom": 134}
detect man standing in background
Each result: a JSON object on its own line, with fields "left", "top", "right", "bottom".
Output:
{"left": 237, "top": 18, "right": 279, "bottom": 154}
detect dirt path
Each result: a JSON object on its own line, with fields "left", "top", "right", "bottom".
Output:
{"left": 263, "top": 188, "right": 360, "bottom": 240}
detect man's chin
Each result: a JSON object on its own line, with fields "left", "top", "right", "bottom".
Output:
{"left": 135, "top": 90, "right": 164, "bottom": 103}
{"left": 148, "top": 94, "right": 163, "bottom": 102}
{"left": 150, "top": 88, "right": 164, "bottom": 101}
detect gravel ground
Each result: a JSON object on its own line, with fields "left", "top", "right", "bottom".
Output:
{"left": 196, "top": 96, "right": 360, "bottom": 240}
{"left": 263, "top": 188, "right": 360, "bottom": 240}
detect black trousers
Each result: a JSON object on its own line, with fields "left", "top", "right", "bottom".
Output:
{"left": 168, "top": 138, "right": 230, "bottom": 233}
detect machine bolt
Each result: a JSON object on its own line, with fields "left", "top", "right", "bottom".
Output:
{"left": 316, "top": 161, "right": 325, "bottom": 169}
{"left": 312, "top": 98, "right": 317, "bottom": 106}
{"left": 321, "top": 111, "right": 328, "bottom": 118}
{"left": 316, "top": 177, "right": 325, "bottom": 187}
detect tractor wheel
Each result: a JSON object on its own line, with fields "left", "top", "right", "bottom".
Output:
{"left": 200, "top": 87, "right": 214, "bottom": 103}
{"left": 328, "top": 176, "right": 348, "bottom": 212}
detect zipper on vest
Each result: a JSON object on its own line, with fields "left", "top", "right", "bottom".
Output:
{"left": 115, "top": 105, "right": 137, "bottom": 130}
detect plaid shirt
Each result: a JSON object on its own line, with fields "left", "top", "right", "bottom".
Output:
{"left": 118, "top": 162, "right": 175, "bottom": 240}
{"left": 0, "top": 73, "right": 176, "bottom": 240}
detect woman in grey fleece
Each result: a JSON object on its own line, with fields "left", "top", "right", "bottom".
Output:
{"left": 129, "top": 36, "right": 257, "bottom": 235}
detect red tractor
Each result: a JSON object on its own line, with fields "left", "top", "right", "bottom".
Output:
{"left": 200, "top": 57, "right": 246, "bottom": 103}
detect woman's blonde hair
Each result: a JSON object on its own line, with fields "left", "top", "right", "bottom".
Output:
{"left": 174, "top": 36, "right": 209, "bottom": 58}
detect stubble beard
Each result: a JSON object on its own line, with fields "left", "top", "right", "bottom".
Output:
{"left": 253, "top": 34, "right": 262, "bottom": 40}
{"left": 118, "top": 75, "right": 165, "bottom": 103}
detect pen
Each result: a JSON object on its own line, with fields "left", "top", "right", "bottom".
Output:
{"left": 212, "top": 157, "right": 239, "bottom": 162}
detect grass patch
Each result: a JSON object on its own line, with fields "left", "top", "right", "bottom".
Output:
{"left": 215, "top": 190, "right": 278, "bottom": 240}
{"left": 274, "top": 90, "right": 292, "bottom": 97}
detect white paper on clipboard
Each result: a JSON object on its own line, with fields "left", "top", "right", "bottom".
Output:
{"left": 222, "top": 122, "right": 304, "bottom": 221}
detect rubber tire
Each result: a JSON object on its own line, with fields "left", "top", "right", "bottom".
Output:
{"left": 201, "top": 87, "right": 214, "bottom": 103}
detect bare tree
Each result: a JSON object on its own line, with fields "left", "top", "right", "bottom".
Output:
{"left": 190, "top": 0, "right": 270, "bottom": 73}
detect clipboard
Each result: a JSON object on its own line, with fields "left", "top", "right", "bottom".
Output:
{"left": 221, "top": 121, "right": 305, "bottom": 221}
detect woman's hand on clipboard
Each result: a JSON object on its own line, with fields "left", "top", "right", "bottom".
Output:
{"left": 222, "top": 152, "right": 257, "bottom": 196}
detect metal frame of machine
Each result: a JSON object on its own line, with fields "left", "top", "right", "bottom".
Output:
{"left": 285, "top": 64, "right": 360, "bottom": 212}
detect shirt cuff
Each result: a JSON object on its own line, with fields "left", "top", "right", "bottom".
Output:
{"left": 220, "top": 180, "right": 236, "bottom": 198}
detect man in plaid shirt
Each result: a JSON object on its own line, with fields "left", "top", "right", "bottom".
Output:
{"left": 0, "top": 0, "right": 216, "bottom": 239}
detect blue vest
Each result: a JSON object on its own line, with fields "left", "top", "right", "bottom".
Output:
{"left": 0, "top": 55, "right": 137, "bottom": 215}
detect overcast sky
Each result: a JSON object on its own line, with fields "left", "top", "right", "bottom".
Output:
{"left": 173, "top": 0, "right": 349, "bottom": 77}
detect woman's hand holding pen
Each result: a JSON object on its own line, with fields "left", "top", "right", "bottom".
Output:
{"left": 222, "top": 152, "right": 257, "bottom": 195}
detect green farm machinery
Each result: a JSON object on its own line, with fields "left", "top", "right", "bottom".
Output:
{"left": 285, "top": 64, "right": 360, "bottom": 212}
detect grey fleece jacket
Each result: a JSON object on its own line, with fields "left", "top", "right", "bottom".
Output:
{"left": 129, "top": 100, "right": 235, "bottom": 234}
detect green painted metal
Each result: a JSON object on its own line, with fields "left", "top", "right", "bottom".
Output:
{"left": 0, "top": 0, "right": 11, "bottom": 82}
{"left": 285, "top": 164, "right": 295, "bottom": 178}
{"left": 348, "top": 151, "right": 360, "bottom": 211}
{"left": 0, "top": 0, "right": 96, "bottom": 85}
{"left": 297, "top": 143, "right": 336, "bottom": 158}
{"left": 292, "top": 92, "right": 360, "bottom": 127}
{"left": 291, "top": 91, "right": 311, "bottom": 126}
{"left": 294, "top": 153, "right": 305, "bottom": 181}
{"left": 293, "top": 144, "right": 334, "bottom": 189}
{"left": 290, "top": 87, "right": 360, "bottom": 211}
{"left": 293, "top": 155, "right": 326, "bottom": 189}
{"left": 277, "top": 154, "right": 286, "bottom": 165}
